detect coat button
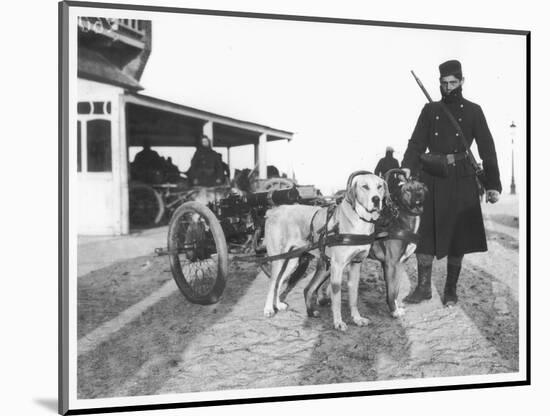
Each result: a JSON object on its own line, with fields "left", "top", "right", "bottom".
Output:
{"left": 436, "top": 116, "right": 439, "bottom": 120}
{"left": 460, "top": 104, "right": 464, "bottom": 108}
{"left": 435, "top": 132, "right": 439, "bottom": 136}
{"left": 459, "top": 118, "right": 462, "bottom": 122}
{"left": 455, "top": 133, "right": 459, "bottom": 136}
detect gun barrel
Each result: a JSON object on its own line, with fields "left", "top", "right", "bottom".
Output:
{"left": 411, "top": 70, "right": 434, "bottom": 103}
{"left": 245, "top": 187, "right": 300, "bottom": 206}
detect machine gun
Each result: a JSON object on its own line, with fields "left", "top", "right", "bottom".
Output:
{"left": 210, "top": 187, "right": 301, "bottom": 246}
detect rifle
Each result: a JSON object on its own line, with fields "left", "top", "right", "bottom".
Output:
{"left": 410, "top": 70, "right": 487, "bottom": 193}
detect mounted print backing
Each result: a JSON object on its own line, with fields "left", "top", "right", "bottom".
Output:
{"left": 59, "top": 1, "right": 530, "bottom": 414}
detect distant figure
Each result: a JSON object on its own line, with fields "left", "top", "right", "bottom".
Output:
{"left": 164, "top": 157, "right": 182, "bottom": 183}
{"left": 267, "top": 165, "right": 280, "bottom": 178}
{"left": 186, "top": 135, "right": 225, "bottom": 187}
{"left": 218, "top": 153, "right": 231, "bottom": 183}
{"left": 132, "top": 139, "right": 164, "bottom": 183}
{"left": 133, "top": 139, "right": 163, "bottom": 170}
{"left": 374, "top": 146, "right": 400, "bottom": 177}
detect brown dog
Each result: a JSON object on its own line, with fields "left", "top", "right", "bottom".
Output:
{"left": 367, "top": 169, "right": 428, "bottom": 317}
{"left": 304, "top": 169, "right": 427, "bottom": 319}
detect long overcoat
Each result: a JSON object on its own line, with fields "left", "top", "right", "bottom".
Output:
{"left": 401, "top": 88, "right": 502, "bottom": 259}
{"left": 187, "top": 147, "right": 224, "bottom": 187}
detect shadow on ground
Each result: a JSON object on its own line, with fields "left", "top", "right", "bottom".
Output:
{"left": 297, "top": 260, "right": 414, "bottom": 385}
{"left": 432, "top": 260, "right": 519, "bottom": 370}
{"left": 77, "top": 259, "right": 259, "bottom": 399}
{"left": 78, "top": 255, "right": 173, "bottom": 338}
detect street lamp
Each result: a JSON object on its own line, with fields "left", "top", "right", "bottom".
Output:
{"left": 510, "top": 121, "right": 516, "bottom": 195}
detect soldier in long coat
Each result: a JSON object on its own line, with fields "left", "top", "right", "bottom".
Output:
{"left": 401, "top": 60, "right": 502, "bottom": 306}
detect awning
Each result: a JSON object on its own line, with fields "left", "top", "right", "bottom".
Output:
{"left": 123, "top": 93, "right": 293, "bottom": 148}
{"left": 78, "top": 46, "right": 143, "bottom": 91}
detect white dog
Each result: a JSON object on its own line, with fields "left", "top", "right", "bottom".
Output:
{"left": 263, "top": 171, "right": 386, "bottom": 331}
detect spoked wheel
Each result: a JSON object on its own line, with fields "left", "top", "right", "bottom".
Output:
{"left": 167, "top": 201, "right": 228, "bottom": 304}
{"left": 129, "top": 182, "right": 165, "bottom": 227}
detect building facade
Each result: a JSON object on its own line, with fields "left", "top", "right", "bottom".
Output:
{"left": 76, "top": 17, "right": 292, "bottom": 235}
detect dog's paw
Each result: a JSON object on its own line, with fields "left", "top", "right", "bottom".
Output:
{"left": 275, "top": 301, "right": 288, "bottom": 312}
{"left": 306, "top": 308, "right": 320, "bottom": 318}
{"left": 353, "top": 316, "right": 370, "bottom": 327}
{"left": 391, "top": 306, "right": 406, "bottom": 318}
{"left": 263, "top": 308, "right": 276, "bottom": 318}
{"left": 334, "top": 321, "right": 348, "bottom": 332}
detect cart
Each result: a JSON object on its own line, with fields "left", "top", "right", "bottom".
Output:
{"left": 155, "top": 187, "right": 310, "bottom": 304}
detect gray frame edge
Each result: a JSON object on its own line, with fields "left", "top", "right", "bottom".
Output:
{"left": 55, "top": 3, "right": 531, "bottom": 414}
{"left": 59, "top": 1, "right": 70, "bottom": 415}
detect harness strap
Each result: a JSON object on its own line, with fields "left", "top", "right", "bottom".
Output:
{"left": 308, "top": 204, "right": 338, "bottom": 269}
{"left": 234, "top": 231, "right": 388, "bottom": 264}
{"left": 381, "top": 229, "right": 420, "bottom": 244}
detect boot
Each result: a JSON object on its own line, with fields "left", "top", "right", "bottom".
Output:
{"left": 443, "top": 263, "right": 461, "bottom": 306}
{"left": 404, "top": 261, "right": 432, "bottom": 304}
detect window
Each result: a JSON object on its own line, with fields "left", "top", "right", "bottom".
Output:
{"left": 86, "top": 119, "right": 112, "bottom": 172}
{"left": 77, "top": 102, "right": 92, "bottom": 114}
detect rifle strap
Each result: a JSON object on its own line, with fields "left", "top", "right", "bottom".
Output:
{"left": 439, "top": 102, "right": 482, "bottom": 174}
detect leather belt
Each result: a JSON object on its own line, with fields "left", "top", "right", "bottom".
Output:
{"left": 445, "top": 152, "right": 467, "bottom": 165}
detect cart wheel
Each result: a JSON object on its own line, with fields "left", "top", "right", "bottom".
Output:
{"left": 167, "top": 201, "right": 228, "bottom": 304}
{"left": 129, "top": 182, "right": 165, "bottom": 227}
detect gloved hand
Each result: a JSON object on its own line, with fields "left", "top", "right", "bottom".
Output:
{"left": 486, "top": 189, "right": 500, "bottom": 203}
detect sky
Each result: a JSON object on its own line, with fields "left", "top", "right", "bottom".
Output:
{"left": 136, "top": 12, "right": 527, "bottom": 195}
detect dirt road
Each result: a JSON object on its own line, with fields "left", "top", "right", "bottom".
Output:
{"left": 77, "top": 196, "right": 520, "bottom": 399}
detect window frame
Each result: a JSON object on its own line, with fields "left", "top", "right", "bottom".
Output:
{"left": 77, "top": 101, "right": 114, "bottom": 175}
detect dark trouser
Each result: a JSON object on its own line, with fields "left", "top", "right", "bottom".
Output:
{"left": 419, "top": 254, "right": 463, "bottom": 304}
{"left": 404, "top": 253, "right": 463, "bottom": 304}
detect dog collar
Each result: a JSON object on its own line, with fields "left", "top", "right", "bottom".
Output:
{"left": 359, "top": 215, "right": 378, "bottom": 223}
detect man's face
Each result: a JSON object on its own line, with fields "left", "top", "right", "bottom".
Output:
{"left": 201, "top": 138, "right": 210, "bottom": 147}
{"left": 440, "top": 75, "right": 463, "bottom": 96}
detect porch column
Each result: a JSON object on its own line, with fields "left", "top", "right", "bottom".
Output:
{"left": 254, "top": 133, "right": 267, "bottom": 179}
{"left": 226, "top": 147, "right": 231, "bottom": 178}
{"left": 118, "top": 95, "right": 129, "bottom": 234}
{"left": 203, "top": 120, "right": 214, "bottom": 143}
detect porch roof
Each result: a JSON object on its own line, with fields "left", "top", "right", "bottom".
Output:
{"left": 123, "top": 93, "right": 293, "bottom": 148}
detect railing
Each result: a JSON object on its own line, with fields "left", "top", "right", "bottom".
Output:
{"left": 78, "top": 17, "right": 146, "bottom": 38}
{"left": 117, "top": 19, "right": 146, "bottom": 36}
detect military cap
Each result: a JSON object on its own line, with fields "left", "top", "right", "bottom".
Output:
{"left": 439, "top": 60, "right": 462, "bottom": 79}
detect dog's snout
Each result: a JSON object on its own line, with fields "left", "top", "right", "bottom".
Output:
{"left": 372, "top": 195, "right": 380, "bottom": 207}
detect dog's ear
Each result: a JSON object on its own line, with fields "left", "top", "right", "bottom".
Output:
{"left": 382, "top": 178, "right": 391, "bottom": 208}
{"left": 345, "top": 177, "right": 357, "bottom": 207}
